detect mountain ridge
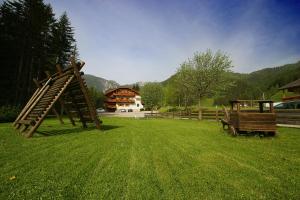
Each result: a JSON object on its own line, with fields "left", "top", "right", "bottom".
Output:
{"left": 84, "top": 60, "right": 300, "bottom": 97}
{"left": 83, "top": 74, "right": 119, "bottom": 93}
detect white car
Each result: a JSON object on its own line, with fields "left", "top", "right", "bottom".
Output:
{"left": 96, "top": 108, "right": 105, "bottom": 113}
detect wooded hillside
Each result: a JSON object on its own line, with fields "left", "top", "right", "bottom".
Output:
{"left": 0, "top": 0, "right": 77, "bottom": 106}
{"left": 162, "top": 60, "right": 300, "bottom": 105}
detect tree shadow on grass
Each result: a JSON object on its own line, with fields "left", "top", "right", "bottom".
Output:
{"left": 35, "top": 127, "right": 96, "bottom": 137}
{"left": 34, "top": 124, "right": 122, "bottom": 137}
{"left": 100, "top": 124, "right": 122, "bottom": 131}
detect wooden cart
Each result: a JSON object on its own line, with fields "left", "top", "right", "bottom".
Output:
{"left": 222, "top": 100, "right": 276, "bottom": 136}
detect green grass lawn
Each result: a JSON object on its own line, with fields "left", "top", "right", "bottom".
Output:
{"left": 0, "top": 118, "right": 299, "bottom": 199}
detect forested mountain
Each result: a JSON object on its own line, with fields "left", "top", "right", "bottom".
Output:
{"left": 224, "top": 61, "right": 300, "bottom": 102}
{"left": 246, "top": 61, "right": 300, "bottom": 91}
{"left": 0, "top": 0, "right": 76, "bottom": 106}
{"left": 83, "top": 74, "right": 119, "bottom": 93}
{"left": 162, "top": 60, "right": 300, "bottom": 105}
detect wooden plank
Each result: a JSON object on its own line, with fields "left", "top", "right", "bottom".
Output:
{"left": 17, "top": 84, "right": 51, "bottom": 130}
{"left": 71, "top": 57, "right": 101, "bottom": 129}
{"left": 18, "top": 119, "right": 36, "bottom": 126}
{"left": 14, "top": 78, "right": 52, "bottom": 127}
{"left": 26, "top": 75, "right": 75, "bottom": 137}
{"left": 13, "top": 87, "right": 40, "bottom": 126}
{"left": 68, "top": 90, "right": 87, "bottom": 128}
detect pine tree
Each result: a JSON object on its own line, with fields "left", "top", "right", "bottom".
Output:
{"left": 52, "top": 12, "right": 76, "bottom": 68}
{"left": 0, "top": 0, "right": 77, "bottom": 106}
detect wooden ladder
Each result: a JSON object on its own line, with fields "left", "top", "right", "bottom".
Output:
{"left": 15, "top": 75, "right": 75, "bottom": 137}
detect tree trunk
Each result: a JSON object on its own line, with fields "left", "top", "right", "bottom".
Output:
{"left": 15, "top": 53, "right": 24, "bottom": 105}
{"left": 198, "top": 98, "right": 202, "bottom": 120}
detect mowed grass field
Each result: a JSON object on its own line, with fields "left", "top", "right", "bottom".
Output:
{"left": 0, "top": 117, "right": 299, "bottom": 199}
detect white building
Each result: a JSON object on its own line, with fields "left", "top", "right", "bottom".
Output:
{"left": 105, "top": 87, "right": 143, "bottom": 112}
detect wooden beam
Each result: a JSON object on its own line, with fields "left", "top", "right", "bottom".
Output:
{"left": 41, "top": 73, "right": 64, "bottom": 125}
{"left": 13, "top": 87, "right": 40, "bottom": 126}
{"left": 15, "top": 78, "right": 52, "bottom": 129}
{"left": 68, "top": 90, "right": 87, "bottom": 128}
{"left": 270, "top": 102, "right": 274, "bottom": 113}
{"left": 18, "top": 84, "right": 50, "bottom": 132}
{"left": 58, "top": 97, "right": 76, "bottom": 126}
{"left": 56, "top": 64, "right": 63, "bottom": 75}
{"left": 259, "top": 102, "right": 263, "bottom": 113}
{"left": 71, "top": 57, "right": 101, "bottom": 129}
{"left": 26, "top": 75, "right": 75, "bottom": 137}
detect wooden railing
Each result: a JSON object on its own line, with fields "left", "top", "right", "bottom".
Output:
{"left": 276, "top": 109, "right": 300, "bottom": 125}
{"left": 145, "top": 110, "right": 223, "bottom": 121}
{"left": 145, "top": 109, "right": 300, "bottom": 126}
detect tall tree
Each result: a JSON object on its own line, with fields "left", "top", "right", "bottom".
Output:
{"left": 88, "top": 87, "right": 105, "bottom": 108}
{"left": 141, "top": 82, "right": 164, "bottom": 111}
{"left": 176, "top": 50, "right": 232, "bottom": 109}
{"left": 0, "top": 0, "right": 77, "bottom": 106}
{"left": 173, "top": 62, "right": 196, "bottom": 109}
{"left": 0, "top": 0, "right": 57, "bottom": 105}
{"left": 132, "top": 83, "right": 140, "bottom": 91}
{"left": 52, "top": 12, "right": 76, "bottom": 67}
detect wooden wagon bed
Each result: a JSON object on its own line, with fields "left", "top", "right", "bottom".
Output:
{"left": 221, "top": 100, "right": 276, "bottom": 136}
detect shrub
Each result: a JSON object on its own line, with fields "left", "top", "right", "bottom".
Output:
{"left": 0, "top": 105, "right": 20, "bottom": 122}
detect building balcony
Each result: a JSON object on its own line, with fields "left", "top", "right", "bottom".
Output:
{"left": 112, "top": 92, "right": 135, "bottom": 97}
{"left": 106, "top": 98, "right": 135, "bottom": 103}
{"left": 105, "top": 104, "right": 116, "bottom": 109}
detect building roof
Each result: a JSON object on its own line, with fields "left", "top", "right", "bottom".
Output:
{"left": 279, "top": 78, "right": 300, "bottom": 90}
{"left": 230, "top": 100, "right": 273, "bottom": 104}
{"left": 104, "top": 87, "right": 140, "bottom": 95}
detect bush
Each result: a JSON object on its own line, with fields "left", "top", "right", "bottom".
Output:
{"left": 0, "top": 105, "right": 20, "bottom": 122}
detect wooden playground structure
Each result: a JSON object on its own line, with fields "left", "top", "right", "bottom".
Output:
{"left": 13, "top": 57, "right": 101, "bottom": 137}
{"left": 222, "top": 100, "right": 276, "bottom": 136}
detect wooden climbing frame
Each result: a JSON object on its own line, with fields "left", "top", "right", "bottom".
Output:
{"left": 13, "top": 57, "right": 101, "bottom": 137}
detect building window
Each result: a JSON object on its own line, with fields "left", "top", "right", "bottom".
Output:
{"left": 137, "top": 104, "right": 139, "bottom": 107}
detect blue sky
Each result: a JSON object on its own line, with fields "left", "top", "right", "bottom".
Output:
{"left": 45, "top": 0, "right": 300, "bottom": 84}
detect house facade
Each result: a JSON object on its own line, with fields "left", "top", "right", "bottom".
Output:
{"left": 279, "top": 78, "right": 300, "bottom": 101}
{"left": 104, "top": 87, "right": 143, "bottom": 112}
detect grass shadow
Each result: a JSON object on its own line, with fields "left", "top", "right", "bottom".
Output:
{"left": 34, "top": 124, "right": 122, "bottom": 137}
{"left": 101, "top": 125, "right": 122, "bottom": 131}
{"left": 35, "top": 127, "right": 95, "bottom": 137}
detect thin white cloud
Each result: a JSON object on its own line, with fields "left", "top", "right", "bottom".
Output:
{"left": 46, "top": 0, "right": 300, "bottom": 84}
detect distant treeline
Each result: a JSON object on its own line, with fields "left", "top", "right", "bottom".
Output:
{"left": 0, "top": 0, "right": 77, "bottom": 106}
{"left": 214, "top": 61, "right": 300, "bottom": 105}
{"left": 162, "top": 60, "right": 300, "bottom": 106}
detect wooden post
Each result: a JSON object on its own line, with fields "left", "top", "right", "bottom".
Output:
{"left": 56, "top": 64, "right": 63, "bottom": 74}
{"left": 216, "top": 110, "right": 219, "bottom": 122}
{"left": 259, "top": 102, "right": 263, "bottom": 113}
{"left": 198, "top": 109, "right": 202, "bottom": 120}
{"left": 270, "top": 102, "right": 274, "bottom": 113}
{"left": 56, "top": 64, "right": 76, "bottom": 126}
{"left": 71, "top": 57, "right": 101, "bottom": 129}
{"left": 68, "top": 90, "right": 87, "bottom": 128}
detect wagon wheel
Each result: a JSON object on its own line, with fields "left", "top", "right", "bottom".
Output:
{"left": 229, "top": 125, "right": 237, "bottom": 136}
